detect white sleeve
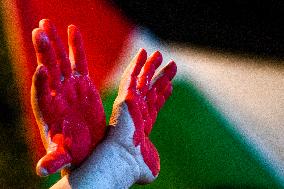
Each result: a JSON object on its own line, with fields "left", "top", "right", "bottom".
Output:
{"left": 50, "top": 140, "right": 140, "bottom": 189}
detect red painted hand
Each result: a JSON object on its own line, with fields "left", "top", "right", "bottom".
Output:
{"left": 31, "top": 19, "right": 106, "bottom": 176}
{"left": 110, "top": 49, "right": 177, "bottom": 179}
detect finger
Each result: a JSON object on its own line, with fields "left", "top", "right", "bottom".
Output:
{"left": 144, "top": 118, "right": 152, "bottom": 136}
{"left": 125, "top": 48, "right": 147, "bottom": 90}
{"left": 32, "top": 28, "right": 61, "bottom": 90}
{"left": 32, "top": 65, "right": 51, "bottom": 103}
{"left": 31, "top": 65, "right": 51, "bottom": 147}
{"left": 140, "top": 98, "right": 149, "bottom": 122}
{"left": 39, "top": 19, "right": 71, "bottom": 78}
{"left": 68, "top": 25, "right": 88, "bottom": 75}
{"left": 146, "top": 87, "right": 158, "bottom": 133}
{"left": 147, "top": 87, "right": 157, "bottom": 110}
{"left": 119, "top": 49, "right": 147, "bottom": 93}
{"left": 151, "top": 61, "right": 177, "bottom": 93}
{"left": 156, "top": 83, "right": 173, "bottom": 111}
{"left": 138, "top": 51, "right": 163, "bottom": 96}
{"left": 36, "top": 134, "right": 72, "bottom": 176}
{"left": 162, "top": 83, "right": 173, "bottom": 102}
{"left": 127, "top": 48, "right": 147, "bottom": 77}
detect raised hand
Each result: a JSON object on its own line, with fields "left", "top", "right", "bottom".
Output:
{"left": 109, "top": 49, "right": 177, "bottom": 182}
{"left": 31, "top": 19, "right": 106, "bottom": 176}
{"left": 49, "top": 49, "right": 177, "bottom": 188}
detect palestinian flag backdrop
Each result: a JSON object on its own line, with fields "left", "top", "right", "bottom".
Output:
{"left": 0, "top": 1, "right": 283, "bottom": 188}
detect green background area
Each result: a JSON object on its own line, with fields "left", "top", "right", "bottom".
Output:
{"left": 104, "top": 82, "right": 281, "bottom": 189}
{"left": 0, "top": 18, "right": 282, "bottom": 188}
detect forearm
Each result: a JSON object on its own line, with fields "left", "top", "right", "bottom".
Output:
{"left": 50, "top": 139, "right": 140, "bottom": 189}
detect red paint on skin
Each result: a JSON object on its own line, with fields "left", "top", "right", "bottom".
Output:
{"left": 123, "top": 50, "right": 177, "bottom": 176}
{"left": 39, "top": 19, "right": 72, "bottom": 78}
{"left": 35, "top": 74, "right": 106, "bottom": 174}
{"left": 126, "top": 93, "right": 160, "bottom": 176}
{"left": 32, "top": 18, "right": 176, "bottom": 178}
{"left": 38, "top": 134, "right": 72, "bottom": 174}
{"left": 14, "top": 0, "right": 133, "bottom": 165}
{"left": 38, "top": 147, "right": 72, "bottom": 174}
{"left": 32, "top": 20, "right": 106, "bottom": 175}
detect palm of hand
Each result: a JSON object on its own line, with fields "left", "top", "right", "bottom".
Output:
{"left": 32, "top": 19, "right": 105, "bottom": 176}
{"left": 39, "top": 74, "right": 104, "bottom": 162}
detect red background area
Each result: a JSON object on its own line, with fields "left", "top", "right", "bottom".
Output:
{"left": 15, "top": 0, "right": 133, "bottom": 165}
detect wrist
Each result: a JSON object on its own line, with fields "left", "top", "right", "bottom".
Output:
{"left": 108, "top": 102, "right": 157, "bottom": 184}
{"left": 75, "top": 139, "right": 140, "bottom": 188}
{"left": 51, "top": 139, "right": 140, "bottom": 189}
